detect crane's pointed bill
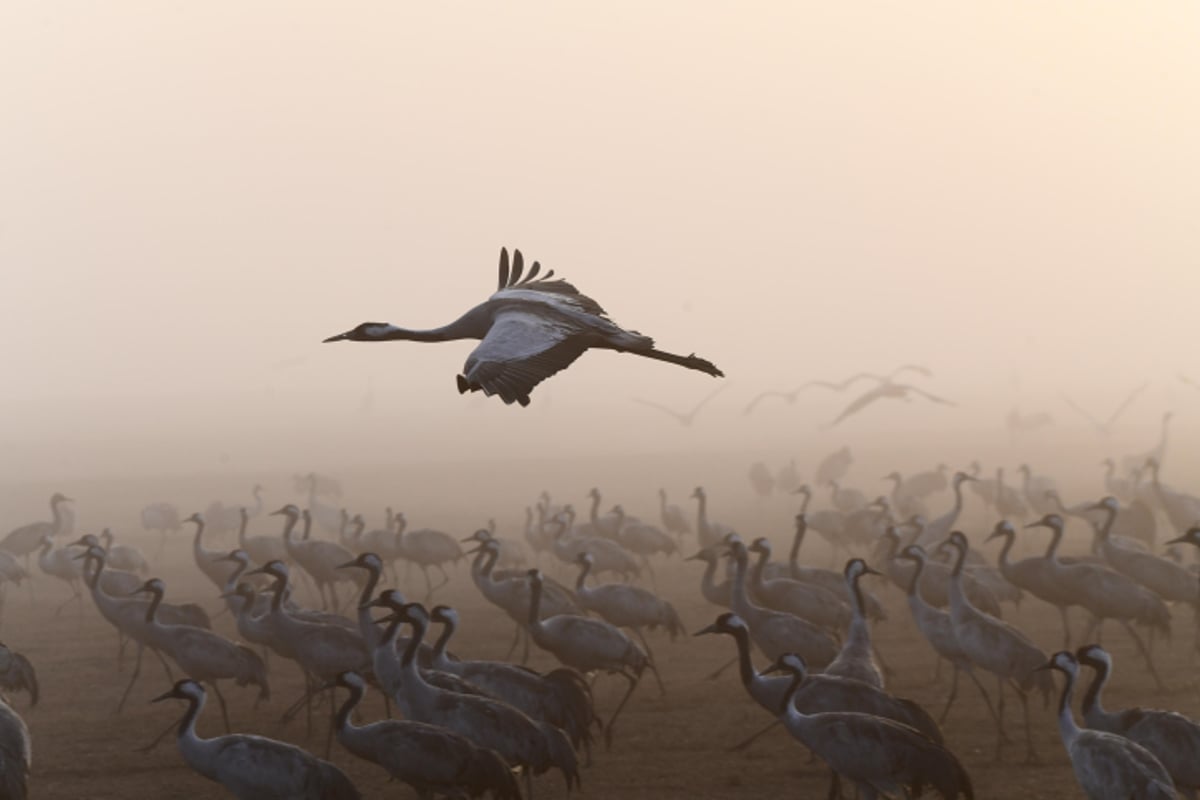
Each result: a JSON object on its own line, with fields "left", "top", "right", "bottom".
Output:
{"left": 323, "top": 331, "right": 349, "bottom": 342}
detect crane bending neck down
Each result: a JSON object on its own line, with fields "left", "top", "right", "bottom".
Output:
{"left": 322, "top": 247, "right": 724, "bottom": 407}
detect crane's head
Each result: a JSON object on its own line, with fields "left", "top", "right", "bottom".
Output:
{"left": 152, "top": 679, "right": 204, "bottom": 705}
{"left": 1165, "top": 527, "right": 1200, "bottom": 549}
{"left": 246, "top": 560, "right": 289, "bottom": 582}
{"left": 683, "top": 547, "right": 718, "bottom": 564}
{"left": 129, "top": 577, "right": 166, "bottom": 598}
{"left": 1074, "top": 644, "right": 1112, "bottom": 672}
{"left": 269, "top": 504, "right": 299, "bottom": 518}
{"left": 1089, "top": 496, "right": 1120, "bottom": 514}
{"left": 461, "top": 529, "right": 492, "bottom": 545}
{"left": 338, "top": 552, "right": 382, "bottom": 573}
{"left": 691, "top": 487, "right": 705, "bottom": 499}
{"left": 844, "top": 558, "right": 881, "bottom": 581}
{"left": 336, "top": 671, "right": 367, "bottom": 693}
{"left": 983, "top": 520, "right": 1016, "bottom": 544}
{"left": 219, "top": 582, "right": 257, "bottom": 603}
{"left": 1025, "top": 513, "right": 1063, "bottom": 532}
{"left": 575, "top": 551, "right": 596, "bottom": 568}
{"left": 322, "top": 322, "right": 396, "bottom": 343}
{"left": 50, "top": 492, "right": 73, "bottom": 504}
{"left": 1036, "top": 651, "right": 1079, "bottom": 679}
{"left": 693, "top": 612, "right": 748, "bottom": 638}
{"left": 763, "top": 653, "right": 808, "bottom": 680}
{"left": 183, "top": 512, "right": 204, "bottom": 526}
{"left": 897, "top": 544, "right": 925, "bottom": 563}
{"left": 882, "top": 471, "right": 902, "bottom": 483}
{"left": 430, "top": 605, "right": 459, "bottom": 627}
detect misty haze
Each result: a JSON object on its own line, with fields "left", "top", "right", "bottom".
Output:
{"left": 2, "top": 4, "right": 1199, "bottom": 799}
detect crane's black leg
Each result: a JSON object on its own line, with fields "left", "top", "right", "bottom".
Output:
{"left": 964, "top": 667, "right": 1003, "bottom": 731}
{"left": 1011, "top": 681, "right": 1039, "bottom": 763}
{"left": 603, "top": 670, "right": 641, "bottom": 749}
{"left": 727, "top": 718, "right": 783, "bottom": 752}
{"left": 705, "top": 656, "right": 738, "bottom": 681}
{"left": 632, "top": 628, "right": 666, "bottom": 697}
{"left": 211, "top": 681, "right": 232, "bottom": 733}
{"left": 1122, "top": 621, "right": 1167, "bottom": 691}
{"left": 117, "top": 643, "right": 146, "bottom": 713}
{"left": 937, "top": 665, "right": 961, "bottom": 723}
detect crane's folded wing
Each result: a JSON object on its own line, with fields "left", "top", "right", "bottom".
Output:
{"left": 462, "top": 311, "right": 587, "bottom": 405}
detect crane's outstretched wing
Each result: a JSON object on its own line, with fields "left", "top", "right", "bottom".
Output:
{"left": 904, "top": 385, "right": 957, "bottom": 406}
{"left": 743, "top": 390, "right": 791, "bottom": 415}
{"left": 1059, "top": 394, "right": 1109, "bottom": 434}
{"left": 459, "top": 310, "right": 587, "bottom": 406}
{"left": 889, "top": 364, "right": 934, "bottom": 381}
{"left": 494, "top": 248, "right": 608, "bottom": 316}
{"left": 631, "top": 398, "right": 688, "bottom": 424}
{"left": 1105, "top": 381, "right": 1149, "bottom": 426}
{"left": 824, "top": 387, "right": 886, "bottom": 428}
{"left": 688, "top": 383, "right": 730, "bottom": 415}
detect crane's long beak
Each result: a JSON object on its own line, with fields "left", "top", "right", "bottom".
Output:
{"left": 150, "top": 688, "right": 177, "bottom": 703}
{"left": 692, "top": 623, "right": 718, "bottom": 637}
{"left": 323, "top": 332, "right": 348, "bottom": 343}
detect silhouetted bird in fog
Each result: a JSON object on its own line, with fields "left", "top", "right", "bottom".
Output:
{"left": 324, "top": 248, "right": 724, "bottom": 406}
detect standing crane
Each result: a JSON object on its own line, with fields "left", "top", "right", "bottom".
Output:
{"left": 823, "top": 559, "right": 886, "bottom": 689}
{"left": 896, "top": 545, "right": 1000, "bottom": 726}
{"left": 690, "top": 487, "right": 734, "bottom": 550}
{"left": 657, "top": 489, "right": 691, "bottom": 546}
{"left": 573, "top": 552, "right": 678, "bottom": 694}
{"left": 983, "top": 521, "right": 1076, "bottom": 647}
{"left": 274, "top": 506, "right": 360, "bottom": 612}
{"left": 152, "top": 679, "right": 360, "bottom": 799}
{"left": 323, "top": 247, "right": 723, "bottom": 405}
{"left": 1075, "top": 644, "right": 1200, "bottom": 797}
{"left": 943, "top": 531, "right": 1051, "bottom": 762}
{"left": 130, "top": 578, "right": 269, "bottom": 732}
{"left": 526, "top": 568, "right": 647, "bottom": 748}
{"left": 768, "top": 653, "right": 973, "bottom": 799}
{"left": 332, "top": 671, "right": 520, "bottom": 800}
{"left": 1037, "top": 652, "right": 1174, "bottom": 800}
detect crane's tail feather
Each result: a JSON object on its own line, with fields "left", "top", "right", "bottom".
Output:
{"left": 633, "top": 348, "right": 724, "bottom": 378}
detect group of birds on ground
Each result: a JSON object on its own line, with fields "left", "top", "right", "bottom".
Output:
{"left": 1, "top": 431, "right": 1200, "bottom": 798}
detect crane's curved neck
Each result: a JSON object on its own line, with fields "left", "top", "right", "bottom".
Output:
{"left": 191, "top": 520, "right": 207, "bottom": 559}
{"left": 575, "top": 559, "right": 592, "bottom": 593}
{"left": 269, "top": 572, "right": 288, "bottom": 613}
{"left": 176, "top": 693, "right": 204, "bottom": 744}
{"left": 729, "top": 552, "right": 753, "bottom": 615}
{"left": 1055, "top": 668, "right": 1080, "bottom": 742}
{"left": 528, "top": 578, "right": 544, "bottom": 628}
{"left": 698, "top": 557, "right": 720, "bottom": 599}
{"left": 994, "top": 532, "right": 1015, "bottom": 572}
{"left": 848, "top": 570, "right": 867, "bottom": 621}
{"left": 364, "top": 310, "right": 488, "bottom": 343}
{"left": 780, "top": 672, "right": 805, "bottom": 719}
{"left": 237, "top": 514, "right": 249, "bottom": 548}
{"left": 281, "top": 512, "right": 300, "bottom": 553}
{"left": 797, "top": 489, "right": 811, "bottom": 515}
{"left": 144, "top": 587, "right": 163, "bottom": 625}
{"left": 1079, "top": 659, "right": 1111, "bottom": 720}
{"left": 589, "top": 493, "right": 601, "bottom": 523}
{"left": 51, "top": 497, "right": 67, "bottom": 534}
{"left": 949, "top": 542, "right": 967, "bottom": 578}
{"left": 401, "top": 615, "right": 426, "bottom": 670}
{"left": 357, "top": 566, "right": 381, "bottom": 611}
{"left": 1043, "top": 523, "right": 1065, "bottom": 562}
{"left": 334, "top": 682, "right": 362, "bottom": 733}
{"left": 788, "top": 520, "right": 805, "bottom": 568}
{"left": 432, "top": 617, "right": 455, "bottom": 661}
{"left": 905, "top": 556, "right": 924, "bottom": 597}
{"left": 480, "top": 547, "right": 499, "bottom": 580}
{"left": 730, "top": 626, "right": 760, "bottom": 690}
{"left": 696, "top": 493, "right": 708, "bottom": 526}
{"left": 750, "top": 549, "right": 770, "bottom": 593}
{"left": 1097, "top": 506, "right": 1118, "bottom": 544}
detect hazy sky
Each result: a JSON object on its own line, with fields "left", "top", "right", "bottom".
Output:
{"left": 3, "top": 3, "right": 1198, "bottom": 480}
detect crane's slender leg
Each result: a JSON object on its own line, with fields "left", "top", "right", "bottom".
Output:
{"left": 937, "top": 665, "right": 961, "bottom": 723}
{"left": 504, "top": 624, "right": 522, "bottom": 661}
{"left": 603, "top": 669, "right": 641, "bottom": 749}
{"left": 993, "top": 676, "right": 1007, "bottom": 759}
{"left": 211, "top": 681, "right": 232, "bottom": 733}
{"left": 324, "top": 688, "right": 336, "bottom": 759}
{"left": 421, "top": 567, "right": 434, "bottom": 602}
{"left": 1121, "top": 621, "right": 1167, "bottom": 691}
{"left": 632, "top": 628, "right": 666, "bottom": 697}
{"left": 54, "top": 589, "right": 80, "bottom": 617}
{"left": 151, "top": 648, "right": 175, "bottom": 682}
{"left": 705, "top": 656, "right": 738, "bottom": 681}
{"left": 1010, "top": 681, "right": 1039, "bottom": 763}
{"left": 964, "top": 667, "right": 1003, "bottom": 730}
{"left": 117, "top": 643, "right": 146, "bottom": 713}
{"left": 135, "top": 719, "right": 179, "bottom": 753}
{"left": 727, "top": 718, "right": 783, "bottom": 752}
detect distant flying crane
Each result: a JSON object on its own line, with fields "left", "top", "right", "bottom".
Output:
{"left": 631, "top": 383, "right": 729, "bottom": 427}
{"left": 1059, "top": 381, "right": 1149, "bottom": 436}
{"left": 323, "top": 247, "right": 724, "bottom": 406}
{"left": 742, "top": 365, "right": 933, "bottom": 416}
{"left": 824, "top": 381, "right": 956, "bottom": 429}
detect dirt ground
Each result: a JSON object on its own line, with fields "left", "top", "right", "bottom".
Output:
{"left": 4, "top": 457, "right": 1198, "bottom": 800}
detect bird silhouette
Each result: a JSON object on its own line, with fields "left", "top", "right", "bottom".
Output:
{"left": 324, "top": 248, "right": 723, "bottom": 406}
{"left": 743, "top": 365, "right": 932, "bottom": 415}
{"left": 824, "top": 382, "right": 955, "bottom": 428}
{"left": 631, "top": 383, "right": 729, "bottom": 427}
{"left": 1059, "top": 382, "right": 1148, "bottom": 436}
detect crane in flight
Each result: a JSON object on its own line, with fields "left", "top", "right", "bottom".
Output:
{"left": 824, "top": 381, "right": 955, "bottom": 428}
{"left": 743, "top": 365, "right": 932, "bottom": 416}
{"left": 631, "top": 383, "right": 730, "bottom": 427}
{"left": 1059, "top": 382, "right": 1148, "bottom": 436}
{"left": 324, "top": 248, "right": 723, "bottom": 406}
